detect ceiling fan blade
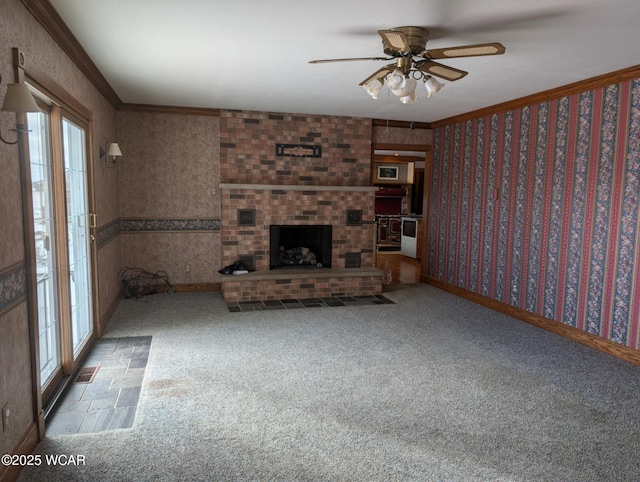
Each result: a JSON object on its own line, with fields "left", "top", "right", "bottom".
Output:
{"left": 358, "top": 64, "right": 396, "bottom": 86}
{"left": 422, "top": 42, "right": 505, "bottom": 59}
{"left": 309, "top": 57, "right": 392, "bottom": 64}
{"left": 378, "top": 29, "right": 411, "bottom": 52}
{"left": 416, "top": 60, "right": 468, "bottom": 81}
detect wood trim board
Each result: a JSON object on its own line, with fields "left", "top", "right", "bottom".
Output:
{"left": 19, "top": 0, "right": 122, "bottom": 108}
{"left": 425, "top": 277, "right": 640, "bottom": 367}
{"left": 0, "top": 422, "right": 40, "bottom": 482}
{"left": 431, "top": 64, "right": 640, "bottom": 128}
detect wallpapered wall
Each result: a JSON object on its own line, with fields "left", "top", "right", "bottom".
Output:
{"left": 372, "top": 125, "right": 433, "bottom": 145}
{"left": 116, "top": 111, "right": 221, "bottom": 285}
{"left": 428, "top": 79, "right": 640, "bottom": 350}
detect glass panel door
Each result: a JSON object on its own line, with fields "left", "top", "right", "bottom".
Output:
{"left": 25, "top": 101, "right": 95, "bottom": 407}
{"left": 62, "top": 118, "right": 92, "bottom": 355}
{"left": 27, "top": 111, "right": 62, "bottom": 388}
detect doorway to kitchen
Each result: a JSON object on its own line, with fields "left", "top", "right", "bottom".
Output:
{"left": 373, "top": 144, "right": 429, "bottom": 284}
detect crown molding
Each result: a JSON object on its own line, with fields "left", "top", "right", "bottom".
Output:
{"left": 372, "top": 118, "right": 432, "bottom": 129}
{"left": 431, "top": 64, "right": 640, "bottom": 128}
{"left": 119, "top": 103, "right": 220, "bottom": 116}
{"left": 20, "top": 0, "right": 122, "bottom": 108}
{"left": 373, "top": 143, "right": 431, "bottom": 153}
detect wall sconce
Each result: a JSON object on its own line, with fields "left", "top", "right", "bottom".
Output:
{"left": 0, "top": 77, "right": 39, "bottom": 145}
{"left": 99, "top": 138, "right": 123, "bottom": 167}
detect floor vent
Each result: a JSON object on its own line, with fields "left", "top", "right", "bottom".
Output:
{"left": 74, "top": 366, "right": 99, "bottom": 384}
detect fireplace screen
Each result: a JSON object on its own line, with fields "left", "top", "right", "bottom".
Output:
{"left": 270, "top": 225, "right": 332, "bottom": 269}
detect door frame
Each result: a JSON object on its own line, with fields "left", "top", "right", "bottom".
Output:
{"left": 372, "top": 143, "right": 432, "bottom": 280}
{"left": 13, "top": 48, "right": 99, "bottom": 437}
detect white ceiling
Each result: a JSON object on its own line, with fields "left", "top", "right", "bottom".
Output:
{"left": 49, "top": 0, "right": 640, "bottom": 123}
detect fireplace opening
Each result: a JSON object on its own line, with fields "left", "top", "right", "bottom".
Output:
{"left": 270, "top": 225, "right": 332, "bottom": 269}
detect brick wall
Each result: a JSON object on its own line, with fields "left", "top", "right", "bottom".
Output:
{"left": 219, "top": 109, "right": 381, "bottom": 301}
{"left": 222, "top": 275, "right": 382, "bottom": 303}
{"left": 220, "top": 110, "right": 372, "bottom": 186}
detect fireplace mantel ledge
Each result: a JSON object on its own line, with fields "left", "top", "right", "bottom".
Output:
{"left": 220, "top": 266, "right": 384, "bottom": 281}
{"left": 220, "top": 183, "right": 378, "bottom": 192}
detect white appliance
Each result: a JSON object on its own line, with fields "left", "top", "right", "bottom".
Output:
{"left": 401, "top": 217, "right": 418, "bottom": 258}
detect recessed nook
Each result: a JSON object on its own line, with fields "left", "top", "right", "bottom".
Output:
{"left": 270, "top": 224, "right": 332, "bottom": 270}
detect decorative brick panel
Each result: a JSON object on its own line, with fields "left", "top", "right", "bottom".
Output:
{"left": 220, "top": 110, "right": 372, "bottom": 186}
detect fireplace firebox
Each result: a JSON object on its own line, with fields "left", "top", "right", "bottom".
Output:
{"left": 270, "top": 225, "right": 332, "bottom": 269}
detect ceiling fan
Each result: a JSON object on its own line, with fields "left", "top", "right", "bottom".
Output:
{"left": 309, "top": 26, "right": 505, "bottom": 104}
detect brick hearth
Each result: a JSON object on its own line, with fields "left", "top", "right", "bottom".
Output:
{"left": 221, "top": 267, "right": 383, "bottom": 303}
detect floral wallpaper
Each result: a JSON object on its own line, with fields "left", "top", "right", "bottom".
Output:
{"left": 429, "top": 78, "right": 640, "bottom": 350}
{"left": 0, "top": 264, "right": 26, "bottom": 313}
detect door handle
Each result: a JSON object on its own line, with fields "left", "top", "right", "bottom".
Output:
{"left": 89, "top": 213, "right": 97, "bottom": 242}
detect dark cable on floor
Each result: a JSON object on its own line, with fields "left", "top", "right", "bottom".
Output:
{"left": 118, "top": 267, "right": 173, "bottom": 298}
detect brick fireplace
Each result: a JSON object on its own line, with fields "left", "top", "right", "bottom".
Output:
{"left": 219, "top": 110, "right": 383, "bottom": 302}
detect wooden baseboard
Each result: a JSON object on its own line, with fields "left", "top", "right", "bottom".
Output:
{"left": 426, "top": 277, "right": 640, "bottom": 367}
{"left": 97, "top": 288, "right": 124, "bottom": 337}
{"left": 0, "top": 422, "right": 40, "bottom": 482}
{"left": 158, "top": 283, "right": 221, "bottom": 293}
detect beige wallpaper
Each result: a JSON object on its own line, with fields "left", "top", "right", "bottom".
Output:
{"left": 117, "top": 111, "right": 222, "bottom": 285}
{"left": 120, "top": 232, "right": 221, "bottom": 285}
{"left": 372, "top": 125, "right": 432, "bottom": 145}
{"left": 97, "top": 237, "right": 122, "bottom": 330}
{"left": 93, "top": 105, "right": 121, "bottom": 226}
{"left": 0, "top": 138, "right": 26, "bottom": 268}
{"left": 118, "top": 112, "right": 220, "bottom": 218}
{"left": 0, "top": 304, "right": 32, "bottom": 457}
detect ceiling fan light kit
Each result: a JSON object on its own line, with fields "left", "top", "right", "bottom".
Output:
{"left": 363, "top": 78, "right": 383, "bottom": 99}
{"left": 424, "top": 76, "right": 444, "bottom": 98}
{"left": 310, "top": 26, "right": 505, "bottom": 105}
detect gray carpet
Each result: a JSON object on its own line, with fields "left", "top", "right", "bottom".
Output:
{"left": 18, "top": 284, "right": 640, "bottom": 481}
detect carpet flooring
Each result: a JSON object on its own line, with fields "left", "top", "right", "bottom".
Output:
{"left": 18, "top": 284, "right": 640, "bottom": 481}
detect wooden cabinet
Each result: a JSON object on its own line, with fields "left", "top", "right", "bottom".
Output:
{"left": 376, "top": 215, "right": 402, "bottom": 250}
